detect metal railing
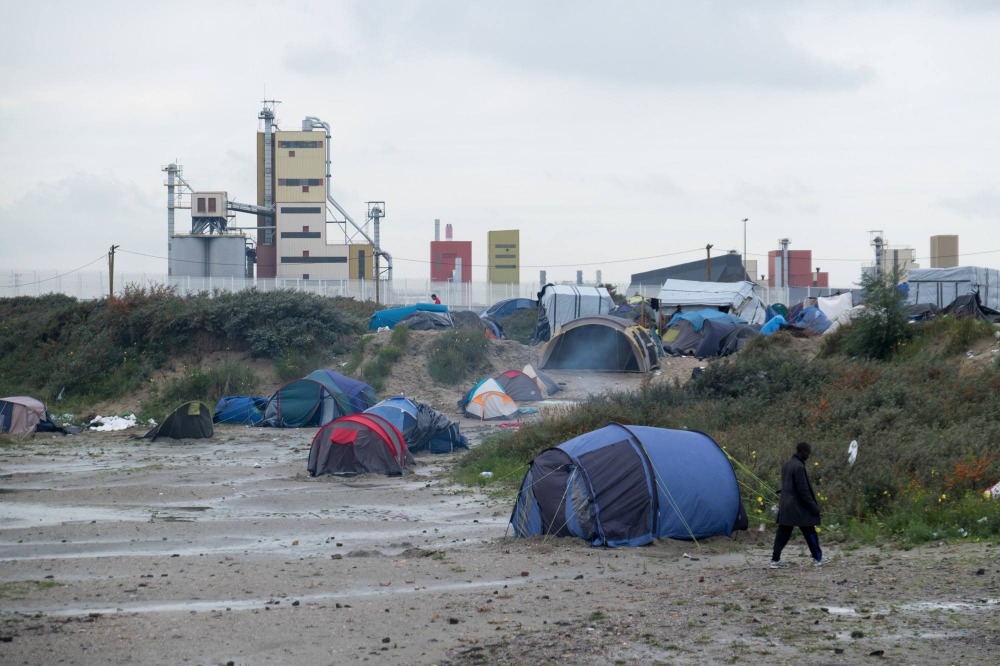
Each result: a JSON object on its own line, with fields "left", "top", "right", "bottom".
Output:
{"left": 1, "top": 269, "right": 856, "bottom": 310}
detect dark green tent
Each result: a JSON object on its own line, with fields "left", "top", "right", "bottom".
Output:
{"left": 144, "top": 401, "right": 214, "bottom": 441}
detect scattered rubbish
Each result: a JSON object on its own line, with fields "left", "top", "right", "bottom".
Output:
{"left": 89, "top": 414, "right": 139, "bottom": 431}
{"left": 479, "top": 471, "right": 493, "bottom": 479}
{"left": 848, "top": 439, "right": 859, "bottom": 466}
{"left": 253, "top": 463, "right": 262, "bottom": 469}
{"left": 966, "top": 350, "right": 974, "bottom": 358}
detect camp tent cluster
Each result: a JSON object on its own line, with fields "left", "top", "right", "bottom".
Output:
{"left": 458, "top": 366, "right": 560, "bottom": 420}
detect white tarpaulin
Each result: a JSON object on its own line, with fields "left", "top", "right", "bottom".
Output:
{"left": 906, "top": 267, "right": 1000, "bottom": 311}
{"left": 656, "top": 279, "right": 766, "bottom": 325}
{"left": 817, "top": 292, "right": 854, "bottom": 323}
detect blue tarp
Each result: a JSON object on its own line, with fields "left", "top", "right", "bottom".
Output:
{"left": 666, "top": 309, "right": 745, "bottom": 332}
{"left": 790, "top": 307, "right": 832, "bottom": 334}
{"left": 760, "top": 315, "right": 787, "bottom": 336}
{"left": 369, "top": 303, "right": 451, "bottom": 330}
{"left": 511, "top": 423, "right": 746, "bottom": 547}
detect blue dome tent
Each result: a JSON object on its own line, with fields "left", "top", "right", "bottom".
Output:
{"left": 511, "top": 424, "right": 747, "bottom": 547}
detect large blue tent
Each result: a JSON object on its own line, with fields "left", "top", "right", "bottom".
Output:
{"left": 213, "top": 396, "right": 267, "bottom": 425}
{"left": 511, "top": 424, "right": 747, "bottom": 547}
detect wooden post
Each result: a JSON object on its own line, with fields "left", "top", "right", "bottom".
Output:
{"left": 108, "top": 245, "right": 119, "bottom": 300}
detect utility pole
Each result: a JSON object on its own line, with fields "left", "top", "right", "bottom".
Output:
{"left": 706, "top": 244, "right": 714, "bottom": 281}
{"left": 742, "top": 218, "right": 749, "bottom": 279}
{"left": 108, "top": 245, "right": 119, "bottom": 300}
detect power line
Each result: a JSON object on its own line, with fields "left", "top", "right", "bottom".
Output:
{"left": 0, "top": 255, "right": 107, "bottom": 289}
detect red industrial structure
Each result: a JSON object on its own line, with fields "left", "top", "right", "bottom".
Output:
{"left": 430, "top": 222, "right": 472, "bottom": 283}
{"left": 767, "top": 248, "right": 828, "bottom": 288}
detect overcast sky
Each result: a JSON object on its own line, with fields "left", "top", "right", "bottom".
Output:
{"left": 1, "top": 0, "right": 997, "bottom": 289}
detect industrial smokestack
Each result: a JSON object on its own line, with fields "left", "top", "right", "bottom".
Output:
{"left": 576, "top": 270, "right": 583, "bottom": 286}
{"left": 434, "top": 219, "right": 440, "bottom": 242}
{"left": 596, "top": 270, "right": 602, "bottom": 285}
{"left": 446, "top": 224, "right": 453, "bottom": 240}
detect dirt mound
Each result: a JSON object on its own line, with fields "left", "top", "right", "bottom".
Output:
{"left": 357, "top": 330, "right": 541, "bottom": 417}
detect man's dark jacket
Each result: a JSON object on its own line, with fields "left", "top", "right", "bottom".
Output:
{"left": 776, "top": 454, "right": 821, "bottom": 527}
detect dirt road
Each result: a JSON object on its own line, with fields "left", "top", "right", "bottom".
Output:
{"left": 2, "top": 421, "right": 999, "bottom": 665}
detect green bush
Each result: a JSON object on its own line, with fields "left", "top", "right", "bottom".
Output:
{"left": 427, "top": 329, "right": 490, "bottom": 384}
{"left": 0, "top": 289, "right": 367, "bottom": 405}
{"left": 833, "top": 269, "right": 911, "bottom": 360}
{"left": 497, "top": 308, "right": 538, "bottom": 345}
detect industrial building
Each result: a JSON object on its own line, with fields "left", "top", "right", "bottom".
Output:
{"left": 166, "top": 102, "right": 386, "bottom": 284}
{"left": 487, "top": 230, "right": 520, "bottom": 284}
{"left": 930, "top": 235, "right": 959, "bottom": 268}
{"left": 767, "top": 240, "right": 828, "bottom": 288}
{"left": 429, "top": 220, "right": 472, "bottom": 283}
{"left": 628, "top": 252, "right": 750, "bottom": 293}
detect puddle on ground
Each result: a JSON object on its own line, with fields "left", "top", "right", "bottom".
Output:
{"left": 820, "top": 598, "right": 1000, "bottom": 617}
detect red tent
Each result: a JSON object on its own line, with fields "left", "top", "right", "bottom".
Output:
{"left": 307, "top": 413, "right": 412, "bottom": 477}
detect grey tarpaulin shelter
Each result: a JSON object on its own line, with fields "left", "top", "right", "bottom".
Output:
{"left": 905, "top": 267, "right": 1000, "bottom": 312}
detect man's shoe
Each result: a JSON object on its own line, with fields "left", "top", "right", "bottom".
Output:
{"left": 814, "top": 558, "right": 827, "bottom": 566}
{"left": 770, "top": 560, "right": 788, "bottom": 569}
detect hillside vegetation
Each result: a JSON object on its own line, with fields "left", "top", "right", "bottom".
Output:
{"left": 0, "top": 286, "right": 377, "bottom": 417}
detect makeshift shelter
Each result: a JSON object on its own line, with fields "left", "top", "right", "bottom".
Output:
{"left": 788, "top": 307, "right": 832, "bottom": 335}
{"left": 522, "top": 364, "right": 561, "bottom": 398}
{"left": 494, "top": 370, "right": 543, "bottom": 402}
{"left": 511, "top": 424, "right": 748, "bottom": 547}
{"left": 144, "top": 401, "right": 214, "bottom": 441}
{"left": 940, "top": 293, "right": 1000, "bottom": 322}
{"left": 816, "top": 292, "right": 854, "bottom": 323}
{"left": 365, "top": 396, "right": 469, "bottom": 454}
{"left": 661, "top": 310, "right": 746, "bottom": 356}
{"left": 531, "top": 284, "right": 615, "bottom": 343}
{"left": 717, "top": 323, "right": 760, "bottom": 356}
{"left": 656, "top": 279, "right": 767, "bottom": 326}
{"left": 262, "top": 370, "right": 375, "bottom": 428}
{"left": 480, "top": 297, "right": 536, "bottom": 321}
{"left": 689, "top": 318, "right": 748, "bottom": 358}
{"left": 452, "top": 310, "right": 500, "bottom": 338}
{"left": 539, "top": 315, "right": 660, "bottom": 372}
{"left": 307, "top": 413, "right": 411, "bottom": 477}
{"left": 213, "top": 396, "right": 267, "bottom": 425}
{"left": 0, "top": 396, "right": 47, "bottom": 436}
{"left": 906, "top": 267, "right": 1000, "bottom": 311}
{"left": 396, "top": 310, "right": 455, "bottom": 331}
{"left": 465, "top": 391, "right": 519, "bottom": 420}
{"left": 369, "top": 303, "right": 451, "bottom": 330}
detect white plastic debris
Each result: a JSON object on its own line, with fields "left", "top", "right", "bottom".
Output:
{"left": 479, "top": 471, "right": 493, "bottom": 478}
{"left": 88, "top": 414, "right": 138, "bottom": 431}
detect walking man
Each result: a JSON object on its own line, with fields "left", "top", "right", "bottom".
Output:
{"left": 771, "top": 442, "right": 826, "bottom": 568}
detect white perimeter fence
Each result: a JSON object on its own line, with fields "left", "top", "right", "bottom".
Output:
{"left": 1, "top": 270, "right": 850, "bottom": 311}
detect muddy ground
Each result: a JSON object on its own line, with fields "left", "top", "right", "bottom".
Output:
{"left": 2, "top": 339, "right": 1000, "bottom": 665}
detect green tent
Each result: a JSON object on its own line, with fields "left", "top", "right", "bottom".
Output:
{"left": 144, "top": 401, "right": 214, "bottom": 441}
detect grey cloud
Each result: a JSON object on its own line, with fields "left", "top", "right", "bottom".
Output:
{"left": 0, "top": 174, "right": 164, "bottom": 273}
{"left": 937, "top": 191, "right": 1000, "bottom": 218}
{"left": 370, "top": 1, "right": 873, "bottom": 91}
